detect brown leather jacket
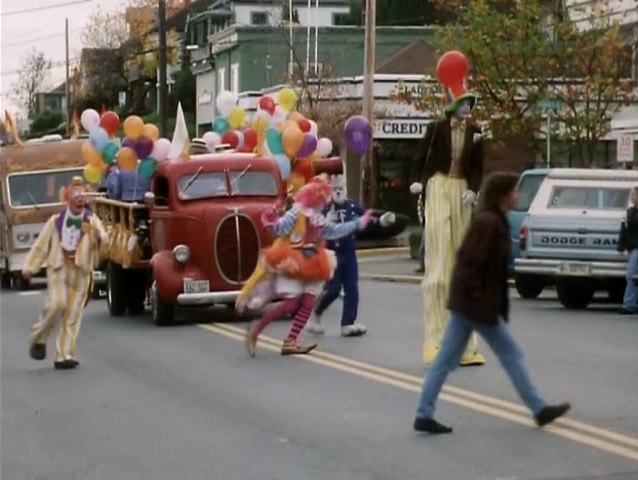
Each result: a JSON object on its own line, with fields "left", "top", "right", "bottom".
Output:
{"left": 447, "top": 209, "right": 510, "bottom": 325}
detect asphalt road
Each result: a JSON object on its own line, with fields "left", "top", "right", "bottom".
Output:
{"left": 2, "top": 280, "right": 638, "bottom": 480}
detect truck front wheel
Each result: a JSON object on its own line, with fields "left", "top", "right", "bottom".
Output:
{"left": 151, "top": 280, "right": 176, "bottom": 326}
{"left": 556, "top": 280, "right": 594, "bottom": 309}
{"left": 514, "top": 274, "right": 545, "bottom": 299}
{"left": 106, "top": 262, "right": 127, "bottom": 316}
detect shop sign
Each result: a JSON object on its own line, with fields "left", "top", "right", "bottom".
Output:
{"left": 375, "top": 119, "right": 429, "bottom": 139}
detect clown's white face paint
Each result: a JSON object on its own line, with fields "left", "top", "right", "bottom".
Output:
{"left": 455, "top": 99, "right": 472, "bottom": 119}
{"left": 332, "top": 185, "right": 346, "bottom": 204}
{"left": 68, "top": 190, "right": 86, "bottom": 215}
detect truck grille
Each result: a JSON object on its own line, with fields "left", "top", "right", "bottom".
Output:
{"left": 215, "top": 214, "right": 260, "bottom": 284}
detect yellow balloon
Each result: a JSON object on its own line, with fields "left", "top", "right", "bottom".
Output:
{"left": 81, "top": 141, "right": 102, "bottom": 167}
{"left": 287, "top": 111, "right": 304, "bottom": 122}
{"left": 282, "top": 126, "right": 304, "bottom": 158}
{"left": 123, "top": 116, "right": 144, "bottom": 140}
{"left": 278, "top": 88, "right": 297, "bottom": 111}
{"left": 287, "top": 173, "right": 306, "bottom": 193}
{"left": 228, "top": 106, "right": 246, "bottom": 129}
{"left": 83, "top": 163, "right": 102, "bottom": 184}
{"left": 251, "top": 115, "right": 269, "bottom": 134}
{"left": 143, "top": 123, "right": 160, "bottom": 141}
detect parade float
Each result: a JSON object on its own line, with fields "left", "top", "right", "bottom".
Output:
{"left": 86, "top": 88, "right": 368, "bottom": 325}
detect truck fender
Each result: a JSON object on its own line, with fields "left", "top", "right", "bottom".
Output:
{"left": 150, "top": 251, "right": 202, "bottom": 303}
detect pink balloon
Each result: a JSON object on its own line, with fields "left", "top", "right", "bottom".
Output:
{"left": 316, "top": 137, "right": 333, "bottom": 157}
{"left": 152, "top": 138, "right": 171, "bottom": 162}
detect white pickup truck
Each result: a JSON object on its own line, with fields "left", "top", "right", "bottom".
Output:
{"left": 514, "top": 168, "right": 637, "bottom": 309}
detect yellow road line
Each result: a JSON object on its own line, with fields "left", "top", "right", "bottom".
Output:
{"left": 356, "top": 247, "right": 409, "bottom": 258}
{"left": 199, "top": 323, "right": 638, "bottom": 463}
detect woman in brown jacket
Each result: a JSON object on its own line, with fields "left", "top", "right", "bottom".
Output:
{"left": 413, "top": 172, "right": 570, "bottom": 434}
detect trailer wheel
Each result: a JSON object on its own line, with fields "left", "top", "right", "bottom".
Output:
{"left": 127, "top": 270, "right": 148, "bottom": 315}
{"left": 151, "top": 279, "right": 176, "bottom": 326}
{"left": 106, "top": 262, "right": 127, "bottom": 316}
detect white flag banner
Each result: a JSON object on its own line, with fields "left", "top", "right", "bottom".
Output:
{"left": 167, "top": 102, "right": 190, "bottom": 160}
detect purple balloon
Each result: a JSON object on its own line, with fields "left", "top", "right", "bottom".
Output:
{"left": 134, "top": 135, "right": 154, "bottom": 159}
{"left": 122, "top": 138, "right": 136, "bottom": 150}
{"left": 297, "top": 133, "right": 318, "bottom": 158}
{"left": 344, "top": 115, "right": 372, "bottom": 156}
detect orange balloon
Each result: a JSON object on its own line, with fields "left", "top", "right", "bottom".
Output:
{"left": 117, "top": 146, "right": 138, "bottom": 171}
{"left": 287, "top": 111, "right": 304, "bottom": 122}
{"left": 287, "top": 172, "right": 306, "bottom": 193}
{"left": 292, "top": 158, "right": 315, "bottom": 181}
{"left": 280, "top": 120, "right": 300, "bottom": 133}
{"left": 123, "top": 116, "right": 144, "bottom": 140}
{"left": 282, "top": 126, "right": 304, "bottom": 158}
{"left": 143, "top": 123, "right": 160, "bottom": 141}
{"left": 81, "top": 141, "right": 103, "bottom": 167}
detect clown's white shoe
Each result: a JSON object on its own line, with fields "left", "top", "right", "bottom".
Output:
{"left": 306, "top": 316, "right": 326, "bottom": 335}
{"left": 341, "top": 324, "right": 367, "bottom": 337}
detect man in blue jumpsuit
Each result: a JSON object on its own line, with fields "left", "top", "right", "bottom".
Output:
{"left": 307, "top": 174, "right": 394, "bottom": 337}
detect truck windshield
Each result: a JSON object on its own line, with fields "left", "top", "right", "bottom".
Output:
{"left": 548, "top": 186, "right": 629, "bottom": 210}
{"left": 178, "top": 171, "right": 278, "bottom": 200}
{"left": 7, "top": 168, "right": 83, "bottom": 208}
{"left": 513, "top": 174, "right": 547, "bottom": 212}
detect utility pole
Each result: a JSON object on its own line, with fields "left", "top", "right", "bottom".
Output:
{"left": 65, "top": 18, "right": 70, "bottom": 136}
{"left": 360, "top": 0, "right": 376, "bottom": 206}
{"left": 158, "top": 0, "right": 168, "bottom": 137}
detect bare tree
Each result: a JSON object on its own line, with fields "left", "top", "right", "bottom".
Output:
{"left": 11, "top": 49, "right": 52, "bottom": 118}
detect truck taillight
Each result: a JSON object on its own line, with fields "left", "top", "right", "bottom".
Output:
{"left": 519, "top": 225, "right": 529, "bottom": 251}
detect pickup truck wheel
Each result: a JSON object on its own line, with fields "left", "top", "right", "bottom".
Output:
{"left": 607, "top": 280, "right": 625, "bottom": 304}
{"left": 106, "top": 263, "right": 127, "bottom": 316}
{"left": 151, "top": 281, "right": 176, "bottom": 326}
{"left": 556, "top": 280, "right": 594, "bottom": 309}
{"left": 514, "top": 274, "right": 544, "bottom": 299}
{"left": 0, "top": 272, "right": 11, "bottom": 290}
{"left": 15, "top": 275, "right": 30, "bottom": 291}
{"left": 127, "top": 270, "right": 148, "bottom": 315}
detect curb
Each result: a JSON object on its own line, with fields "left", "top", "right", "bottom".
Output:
{"left": 359, "top": 273, "right": 516, "bottom": 288}
{"left": 355, "top": 247, "right": 409, "bottom": 258}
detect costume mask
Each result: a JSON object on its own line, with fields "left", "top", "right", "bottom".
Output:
{"left": 329, "top": 174, "right": 347, "bottom": 204}
{"left": 293, "top": 176, "right": 333, "bottom": 218}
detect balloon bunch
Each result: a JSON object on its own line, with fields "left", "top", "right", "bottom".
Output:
{"left": 204, "top": 88, "right": 335, "bottom": 191}
{"left": 80, "top": 109, "right": 172, "bottom": 185}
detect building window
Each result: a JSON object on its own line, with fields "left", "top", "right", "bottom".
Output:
{"left": 230, "top": 63, "right": 239, "bottom": 95}
{"left": 218, "top": 67, "right": 226, "bottom": 94}
{"left": 251, "top": 11, "right": 268, "bottom": 25}
{"left": 332, "top": 13, "right": 350, "bottom": 25}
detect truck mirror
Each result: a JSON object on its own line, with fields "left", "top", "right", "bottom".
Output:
{"left": 144, "top": 191, "right": 156, "bottom": 207}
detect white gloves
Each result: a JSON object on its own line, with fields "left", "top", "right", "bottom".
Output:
{"left": 325, "top": 208, "right": 338, "bottom": 223}
{"left": 309, "top": 212, "right": 327, "bottom": 227}
{"left": 462, "top": 190, "right": 477, "bottom": 206}
{"left": 410, "top": 182, "right": 423, "bottom": 194}
{"left": 379, "top": 212, "right": 396, "bottom": 227}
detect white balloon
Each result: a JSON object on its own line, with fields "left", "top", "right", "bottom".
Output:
{"left": 203, "top": 131, "right": 221, "bottom": 151}
{"left": 308, "top": 120, "right": 318, "bottom": 137}
{"left": 216, "top": 91, "right": 237, "bottom": 116}
{"left": 271, "top": 106, "right": 287, "bottom": 125}
{"left": 152, "top": 138, "right": 171, "bottom": 162}
{"left": 316, "top": 137, "right": 333, "bottom": 157}
{"left": 80, "top": 109, "right": 100, "bottom": 133}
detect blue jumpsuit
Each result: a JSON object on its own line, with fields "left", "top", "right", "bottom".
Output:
{"left": 314, "top": 200, "right": 363, "bottom": 327}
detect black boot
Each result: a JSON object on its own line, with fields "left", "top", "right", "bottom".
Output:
{"left": 535, "top": 403, "right": 571, "bottom": 427}
{"left": 54, "top": 359, "right": 78, "bottom": 370}
{"left": 413, "top": 417, "right": 453, "bottom": 434}
{"left": 29, "top": 343, "right": 46, "bottom": 360}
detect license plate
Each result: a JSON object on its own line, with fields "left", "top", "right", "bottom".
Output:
{"left": 183, "top": 279, "right": 209, "bottom": 294}
{"left": 561, "top": 262, "right": 590, "bottom": 276}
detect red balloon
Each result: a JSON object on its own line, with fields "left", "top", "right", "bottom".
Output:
{"left": 292, "top": 158, "right": 315, "bottom": 182}
{"left": 258, "top": 96, "right": 276, "bottom": 115}
{"left": 221, "top": 130, "right": 239, "bottom": 149}
{"left": 243, "top": 128, "right": 258, "bottom": 150}
{"left": 100, "top": 111, "right": 120, "bottom": 137}
{"left": 436, "top": 50, "right": 469, "bottom": 87}
{"left": 298, "top": 118, "right": 311, "bottom": 133}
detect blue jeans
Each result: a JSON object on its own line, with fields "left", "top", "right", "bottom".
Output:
{"left": 623, "top": 249, "right": 638, "bottom": 311}
{"left": 415, "top": 311, "right": 546, "bottom": 420}
{"left": 315, "top": 255, "right": 359, "bottom": 326}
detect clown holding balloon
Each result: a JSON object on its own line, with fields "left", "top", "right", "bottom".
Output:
{"left": 410, "top": 50, "right": 489, "bottom": 367}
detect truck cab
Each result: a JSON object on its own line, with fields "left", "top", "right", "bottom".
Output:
{"left": 94, "top": 152, "right": 342, "bottom": 325}
{"left": 514, "top": 168, "right": 635, "bottom": 308}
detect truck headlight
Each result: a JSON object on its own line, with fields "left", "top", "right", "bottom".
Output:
{"left": 173, "top": 244, "right": 190, "bottom": 263}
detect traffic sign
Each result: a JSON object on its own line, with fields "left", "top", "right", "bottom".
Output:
{"left": 537, "top": 99, "right": 563, "bottom": 112}
{"left": 617, "top": 134, "right": 635, "bottom": 163}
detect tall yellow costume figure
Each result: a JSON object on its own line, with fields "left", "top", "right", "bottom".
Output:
{"left": 410, "top": 52, "right": 487, "bottom": 366}
{"left": 23, "top": 177, "right": 105, "bottom": 370}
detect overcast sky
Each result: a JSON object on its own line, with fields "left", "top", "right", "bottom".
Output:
{"left": 1, "top": 0, "right": 123, "bottom": 120}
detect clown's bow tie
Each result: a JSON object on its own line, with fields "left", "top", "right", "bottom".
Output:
{"left": 450, "top": 118, "right": 465, "bottom": 129}
{"left": 66, "top": 217, "right": 82, "bottom": 229}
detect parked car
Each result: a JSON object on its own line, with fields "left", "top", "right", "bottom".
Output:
{"left": 514, "top": 168, "right": 636, "bottom": 308}
{"left": 506, "top": 168, "right": 550, "bottom": 273}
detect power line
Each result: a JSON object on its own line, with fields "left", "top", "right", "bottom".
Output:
{"left": 1, "top": 28, "right": 83, "bottom": 48}
{"left": 1, "top": 58, "right": 80, "bottom": 76}
{"left": 1, "top": 0, "right": 93, "bottom": 17}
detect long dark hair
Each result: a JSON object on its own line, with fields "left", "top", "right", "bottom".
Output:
{"left": 477, "top": 172, "right": 519, "bottom": 212}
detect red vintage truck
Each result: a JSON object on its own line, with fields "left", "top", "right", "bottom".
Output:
{"left": 92, "top": 152, "right": 342, "bottom": 325}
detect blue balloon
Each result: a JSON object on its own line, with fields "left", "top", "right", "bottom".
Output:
{"left": 212, "top": 116, "right": 230, "bottom": 134}
{"left": 138, "top": 158, "right": 157, "bottom": 180}
{"left": 266, "top": 128, "right": 284, "bottom": 155}
{"left": 274, "top": 154, "right": 291, "bottom": 180}
{"left": 89, "top": 127, "right": 109, "bottom": 152}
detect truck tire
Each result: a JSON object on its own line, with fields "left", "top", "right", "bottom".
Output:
{"left": 151, "top": 280, "right": 176, "bottom": 326}
{"left": 607, "top": 280, "right": 625, "bottom": 304}
{"left": 15, "top": 275, "right": 30, "bottom": 291}
{"left": 106, "top": 262, "right": 127, "bottom": 316}
{"left": 127, "top": 270, "right": 148, "bottom": 315}
{"left": 0, "top": 271, "right": 11, "bottom": 290}
{"left": 514, "top": 274, "right": 544, "bottom": 299}
{"left": 556, "top": 280, "right": 594, "bottom": 309}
